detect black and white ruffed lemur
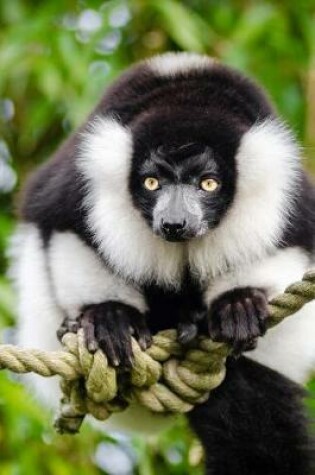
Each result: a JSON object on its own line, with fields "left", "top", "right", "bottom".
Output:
{"left": 10, "top": 53, "right": 315, "bottom": 474}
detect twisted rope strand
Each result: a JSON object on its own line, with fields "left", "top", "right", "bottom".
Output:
{"left": 0, "top": 271, "right": 314, "bottom": 434}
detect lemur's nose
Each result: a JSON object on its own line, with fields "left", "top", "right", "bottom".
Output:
{"left": 161, "top": 219, "right": 187, "bottom": 240}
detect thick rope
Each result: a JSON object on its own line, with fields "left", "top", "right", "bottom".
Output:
{"left": 0, "top": 271, "right": 314, "bottom": 434}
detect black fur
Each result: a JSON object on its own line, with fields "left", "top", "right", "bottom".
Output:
{"left": 144, "top": 269, "right": 207, "bottom": 343}
{"left": 95, "top": 62, "right": 275, "bottom": 126}
{"left": 188, "top": 357, "right": 314, "bottom": 475}
{"left": 20, "top": 134, "right": 92, "bottom": 247}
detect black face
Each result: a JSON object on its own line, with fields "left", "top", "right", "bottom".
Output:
{"left": 130, "top": 138, "right": 237, "bottom": 242}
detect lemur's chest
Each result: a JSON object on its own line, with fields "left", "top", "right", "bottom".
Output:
{"left": 143, "top": 277, "right": 205, "bottom": 334}
{"left": 47, "top": 231, "right": 208, "bottom": 324}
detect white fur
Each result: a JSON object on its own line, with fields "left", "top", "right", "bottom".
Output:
{"left": 48, "top": 231, "right": 147, "bottom": 318}
{"left": 147, "top": 52, "right": 215, "bottom": 76}
{"left": 189, "top": 119, "right": 301, "bottom": 280}
{"left": 250, "top": 302, "right": 315, "bottom": 384}
{"left": 77, "top": 116, "right": 185, "bottom": 288}
{"left": 9, "top": 224, "right": 63, "bottom": 407}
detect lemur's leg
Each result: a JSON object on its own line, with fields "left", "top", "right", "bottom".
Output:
{"left": 188, "top": 357, "right": 314, "bottom": 475}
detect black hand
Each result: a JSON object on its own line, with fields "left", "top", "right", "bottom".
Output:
{"left": 208, "top": 287, "right": 269, "bottom": 354}
{"left": 57, "top": 301, "right": 152, "bottom": 369}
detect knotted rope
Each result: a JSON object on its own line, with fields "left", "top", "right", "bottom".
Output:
{"left": 0, "top": 271, "right": 314, "bottom": 434}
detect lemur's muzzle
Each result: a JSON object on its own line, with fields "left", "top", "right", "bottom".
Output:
{"left": 153, "top": 185, "right": 204, "bottom": 241}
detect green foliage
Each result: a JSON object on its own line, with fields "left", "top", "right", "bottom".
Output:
{"left": 0, "top": 369, "right": 204, "bottom": 474}
{"left": 0, "top": 0, "right": 314, "bottom": 473}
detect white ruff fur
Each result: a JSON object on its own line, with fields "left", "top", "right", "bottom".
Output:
{"left": 147, "top": 52, "right": 215, "bottom": 76}
{"left": 79, "top": 117, "right": 300, "bottom": 285}
{"left": 78, "top": 117, "right": 185, "bottom": 288}
{"left": 189, "top": 120, "right": 301, "bottom": 280}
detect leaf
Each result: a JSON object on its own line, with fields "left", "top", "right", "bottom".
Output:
{"left": 149, "top": 0, "right": 214, "bottom": 52}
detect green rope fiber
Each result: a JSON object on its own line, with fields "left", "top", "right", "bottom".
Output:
{"left": 0, "top": 271, "right": 314, "bottom": 434}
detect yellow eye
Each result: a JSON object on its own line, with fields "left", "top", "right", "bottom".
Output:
{"left": 200, "top": 178, "right": 219, "bottom": 192}
{"left": 144, "top": 177, "right": 160, "bottom": 191}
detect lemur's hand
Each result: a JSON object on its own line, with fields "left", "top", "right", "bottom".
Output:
{"left": 207, "top": 287, "right": 269, "bottom": 354}
{"left": 57, "top": 301, "right": 152, "bottom": 369}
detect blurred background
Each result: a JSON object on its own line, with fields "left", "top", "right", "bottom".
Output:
{"left": 0, "top": 1, "right": 314, "bottom": 474}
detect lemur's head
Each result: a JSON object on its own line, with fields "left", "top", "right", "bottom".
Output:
{"left": 78, "top": 52, "right": 300, "bottom": 282}
{"left": 129, "top": 118, "right": 238, "bottom": 242}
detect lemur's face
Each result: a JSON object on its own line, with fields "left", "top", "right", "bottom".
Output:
{"left": 130, "top": 121, "right": 238, "bottom": 242}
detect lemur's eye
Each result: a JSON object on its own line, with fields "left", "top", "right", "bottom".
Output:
{"left": 200, "top": 178, "right": 219, "bottom": 192}
{"left": 144, "top": 177, "right": 160, "bottom": 191}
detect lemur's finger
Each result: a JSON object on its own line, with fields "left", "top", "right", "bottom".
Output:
{"left": 96, "top": 322, "right": 120, "bottom": 367}
{"left": 81, "top": 309, "right": 99, "bottom": 353}
{"left": 133, "top": 315, "right": 152, "bottom": 350}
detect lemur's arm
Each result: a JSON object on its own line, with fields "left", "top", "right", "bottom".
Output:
{"left": 48, "top": 230, "right": 151, "bottom": 368}
{"left": 15, "top": 224, "right": 150, "bottom": 370}
{"left": 204, "top": 247, "right": 310, "bottom": 354}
